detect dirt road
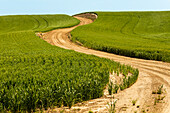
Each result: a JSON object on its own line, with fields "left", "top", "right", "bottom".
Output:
{"left": 42, "top": 16, "right": 170, "bottom": 113}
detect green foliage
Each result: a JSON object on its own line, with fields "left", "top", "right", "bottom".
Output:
{"left": 107, "top": 97, "right": 117, "bottom": 113}
{"left": 157, "top": 85, "right": 164, "bottom": 94}
{"left": 152, "top": 85, "right": 164, "bottom": 94}
{"left": 0, "top": 54, "right": 121, "bottom": 112}
{"left": 108, "top": 82, "right": 114, "bottom": 95}
{"left": 132, "top": 99, "right": 137, "bottom": 106}
{"left": 113, "top": 84, "right": 119, "bottom": 94}
{"left": 119, "top": 69, "right": 139, "bottom": 90}
{"left": 108, "top": 69, "right": 138, "bottom": 95}
{"left": 0, "top": 14, "right": 80, "bottom": 34}
{"left": 108, "top": 82, "right": 119, "bottom": 95}
{"left": 71, "top": 11, "right": 170, "bottom": 62}
{"left": 0, "top": 14, "right": 139, "bottom": 112}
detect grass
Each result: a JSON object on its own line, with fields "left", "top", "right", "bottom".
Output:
{"left": 154, "top": 95, "right": 165, "bottom": 105}
{"left": 108, "top": 81, "right": 114, "bottom": 95}
{"left": 132, "top": 99, "right": 138, "bottom": 106}
{"left": 0, "top": 14, "right": 139, "bottom": 112}
{"left": 152, "top": 85, "right": 165, "bottom": 105}
{"left": 107, "top": 97, "right": 117, "bottom": 113}
{"left": 108, "top": 82, "right": 119, "bottom": 95}
{"left": 108, "top": 69, "right": 139, "bottom": 95}
{"left": 0, "top": 14, "right": 80, "bottom": 34}
{"left": 71, "top": 11, "right": 170, "bottom": 62}
{"left": 152, "top": 85, "right": 164, "bottom": 94}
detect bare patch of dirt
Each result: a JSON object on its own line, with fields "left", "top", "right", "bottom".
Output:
{"left": 74, "top": 13, "right": 97, "bottom": 21}
{"left": 39, "top": 14, "right": 170, "bottom": 113}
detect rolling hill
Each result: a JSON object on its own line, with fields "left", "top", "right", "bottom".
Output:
{"left": 71, "top": 11, "right": 170, "bottom": 62}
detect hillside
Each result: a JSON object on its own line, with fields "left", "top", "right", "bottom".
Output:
{"left": 0, "top": 14, "right": 138, "bottom": 112}
{"left": 71, "top": 11, "right": 170, "bottom": 62}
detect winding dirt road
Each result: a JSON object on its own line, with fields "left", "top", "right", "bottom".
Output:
{"left": 42, "top": 16, "right": 170, "bottom": 113}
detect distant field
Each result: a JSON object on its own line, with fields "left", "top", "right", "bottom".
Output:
{"left": 0, "top": 15, "right": 80, "bottom": 55}
{"left": 71, "top": 11, "right": 170, "bottom": 62}
{"left": 0, "top": 15, "right": 138, "bottom": 112}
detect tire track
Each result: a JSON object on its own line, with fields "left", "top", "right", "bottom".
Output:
{"left": 42, "top": 15, "right": 170, "bottom": 113}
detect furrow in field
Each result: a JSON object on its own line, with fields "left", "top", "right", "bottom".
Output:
{"left": 32, "top": 16, "right": 41, "bottom": 30}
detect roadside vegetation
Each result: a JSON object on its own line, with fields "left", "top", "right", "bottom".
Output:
{"left": 107, "top": 97, "right": 117, "bottom": 113}
{"left": 108, "top": 69, "right": 139, "bottom": 95}
{"left": 0, "top": 14, "right": 138, "bottom": 112}
{"left": 71, "top": 11, "right": 170, "bottom": 62}
{"left": 152, "top": 85, "right": 166, "bottom": 105}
